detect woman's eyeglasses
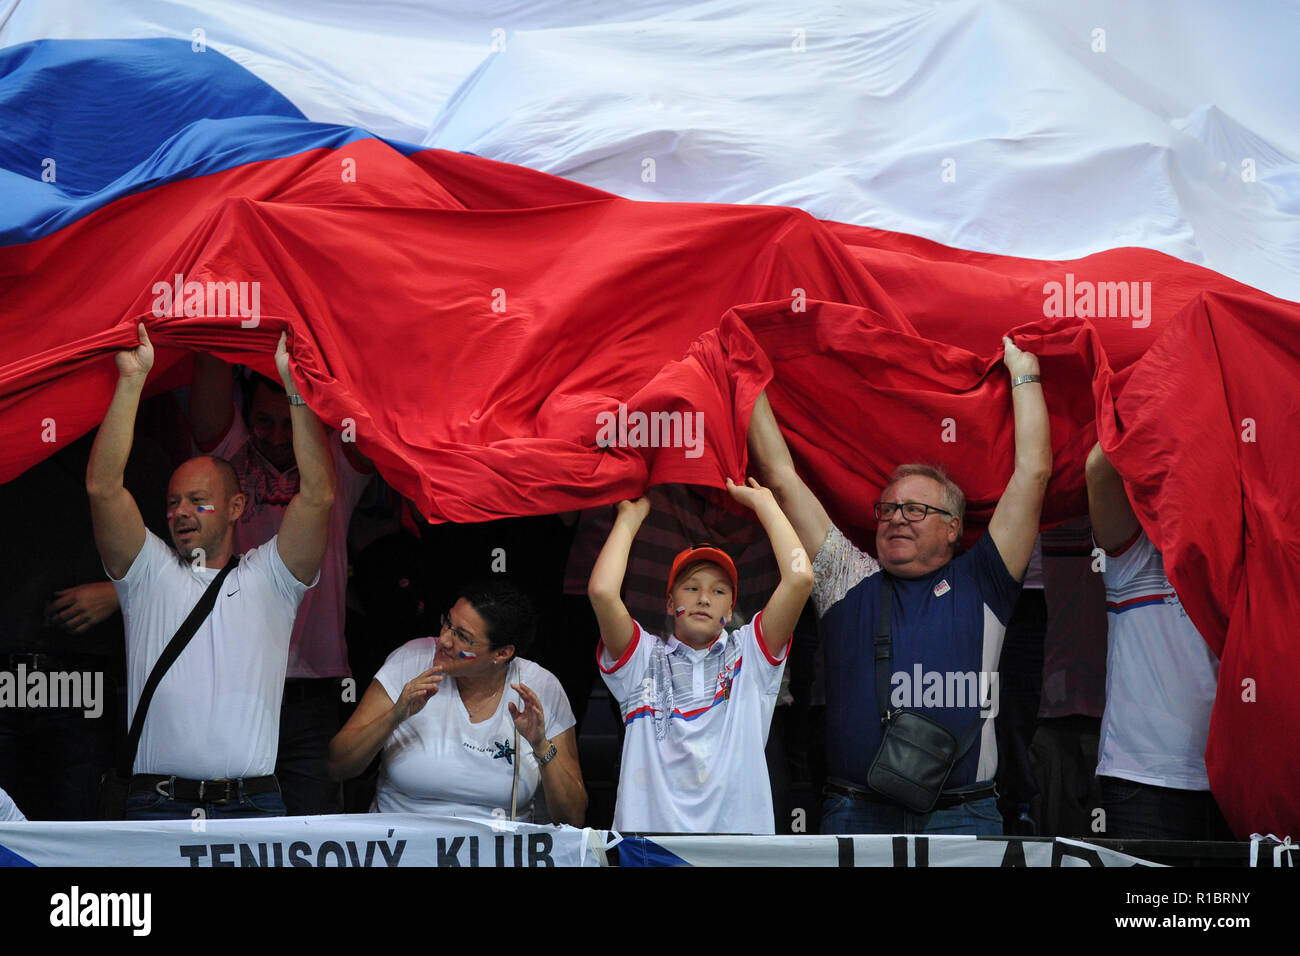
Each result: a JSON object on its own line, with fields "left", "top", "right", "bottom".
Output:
{"left": 440, "top": 612, "right": 479, "bottom": 647}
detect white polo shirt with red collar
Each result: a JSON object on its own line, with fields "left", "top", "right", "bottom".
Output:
{"left": 1096, "top": 528, "right": 1219, "bottom": 790}
{"left": 598, "top": 611, "right": 788, "bottom": 834}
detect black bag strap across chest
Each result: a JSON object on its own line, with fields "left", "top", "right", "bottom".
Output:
{"left": 117, "top": 554, "right": 240, "bottom": 777}
{"left": 872, "top": 570, "right": 983, "bottom": 757}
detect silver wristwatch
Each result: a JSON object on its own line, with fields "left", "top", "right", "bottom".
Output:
{"left": 534, "top": 741, "right": 558, "bottom": 766}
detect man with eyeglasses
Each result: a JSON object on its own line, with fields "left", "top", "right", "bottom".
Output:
{"left": 748, "top": 337, "right": 1051, "bottom": 834}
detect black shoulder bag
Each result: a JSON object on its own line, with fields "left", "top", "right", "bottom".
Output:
{"left": 865, "top": 572, "right": 984, "bottom": 814}
{"left": 98, "top": 555, "right": 240, "bottom": 819}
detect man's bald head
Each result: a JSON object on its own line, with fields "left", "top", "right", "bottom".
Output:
{"left": 192, "top": 455, "right": 241, "bottom": 498}
{"left": 166, "top": 456, "right": 244, "bottom": 561}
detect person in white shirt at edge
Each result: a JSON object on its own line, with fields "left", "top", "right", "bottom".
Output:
{"left": 0, "top": 784, "right": 26, "bottom": 822}
{"left": 588, "top": 477, "right": 814, "bottom": 834}
{"left": 327, "top": 581, "right": 587, "bottom": 825}
{"left": 86, "top": 324, "right": 335, "bottom": 819}
{"left": 1085, "top": 442, "right": 1232, "bottom": 840}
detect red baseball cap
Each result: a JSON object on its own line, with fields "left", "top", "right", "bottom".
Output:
{"left": 667, "top": 543, "right": 739, "bottom": 598}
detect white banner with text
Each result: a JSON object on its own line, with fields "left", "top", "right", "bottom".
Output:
{"left": 0, "top": 813, "right": 608, "bottom": 867}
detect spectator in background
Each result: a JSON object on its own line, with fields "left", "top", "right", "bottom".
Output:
{"left": 340, "top": 481, "right": 427, "bottom": 811}
{"left": 87, "top": 327, "right": 334, "bottom": 820}
{"left": 190, "top": 352, "right": 373, "bottom": 815}
{"left": 995, "top": 536, "right": 1046, "bottom": 834}
{"left": 1085, "top": 442, "right": 1231, "bottom": 840}
{"left": 1031, "top": 516, "right": 1108, "bottom": 837}
{"left": 0, "top": 419, "right": 170, "bottom": 820}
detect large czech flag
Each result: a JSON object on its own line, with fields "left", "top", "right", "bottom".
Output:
{"left": 2, "top": 1, "right": 1297, "bottom": 839}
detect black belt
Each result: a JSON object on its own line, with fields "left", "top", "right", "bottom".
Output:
{"left": 825, "top": 779, "right": 996, "bottom": 811}
{"left": 130, "top": 773, "right": 280, "bottom": 805}
{"left": 3, "top": 651, "right": 108, "bottom": 672}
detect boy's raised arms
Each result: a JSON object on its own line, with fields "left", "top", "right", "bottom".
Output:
{"left": 725, "top": 477, "right": 815, "bottom": 658}
{"left": 587, "top": 497, "right": 649, "bottom": 662}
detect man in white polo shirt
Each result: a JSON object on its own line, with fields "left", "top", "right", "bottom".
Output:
{"left": 86, "top": 324, "right": 335, "bottom": 819}
{"left": 1085, "top": 442, "right": 1231, "bottom": 840}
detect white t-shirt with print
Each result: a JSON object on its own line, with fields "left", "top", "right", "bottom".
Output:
{"left": 599, "top": 612, "right": 788, "bottom": 834}
{"left": 110, "top": 530, "right": 314, "bottom": 778}
{"left": 371, "top": 638, "right": 576, "bottom": 820}
{"left": 1097, "top": 530, "right": 1219, "bottom": 790}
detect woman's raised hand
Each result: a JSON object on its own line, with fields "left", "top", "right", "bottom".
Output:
{"left": 508, "top": 682, "right": 547, "bottom": 750}
{"left": 393, "top": 666, "right": 443, "bottom": 724}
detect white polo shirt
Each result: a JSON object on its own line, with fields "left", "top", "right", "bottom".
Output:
{"left": 110, "top": 530, "right": 314, "bottom": 778}
{"left": 1096, "top": 529, "right": 1219, "bottom": 790}
{"left": 599, "top": 612, "right": 788, "bottom": 834}
{"left": 371, "top": 639, "right": 575, "bottom": 819}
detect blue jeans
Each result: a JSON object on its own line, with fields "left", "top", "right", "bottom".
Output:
{"left": 822, "top": 788, "right": 1003, "bottom": 835}
{"left": 124, "top": 787, "right": 286, "bottom": 820}
{"left": 1098, "top": 775, "right": 1233, "bottom": 840}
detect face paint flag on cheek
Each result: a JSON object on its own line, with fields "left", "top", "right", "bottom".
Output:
{"left": 675, "top": 606, "right": 687, "bottom": 617}
{"left": 457, "top": 650, "right": 477, "bottom": 659}
{"left": 196, "top": 504, "right": 216, "bottom": 513}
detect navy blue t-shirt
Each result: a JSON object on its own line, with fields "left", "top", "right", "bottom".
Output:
{"left": 813, "top": 526, "right": 1021, "bottom": 789}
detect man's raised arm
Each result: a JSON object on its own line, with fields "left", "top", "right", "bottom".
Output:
{"left": 746, "top": 390, "right": 833, "bottom": 559}
{"left": 189, "top": 352, "right": 236, "bottom": 448}
{"left": 1085, "top": 441, "right": 1140, "bottom": 552}
{"left": 273, "top": 332, "right": 336, "bottom": 585}
{"left": 86, "top": 323, "right": 152, "bottom": 579}
{"left": 988, "top": 336, "right": 1052, "bottom": 581}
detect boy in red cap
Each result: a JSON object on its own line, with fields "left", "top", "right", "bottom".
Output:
{"left": 588, "top": 478, "right": 813, "bottom": 833}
